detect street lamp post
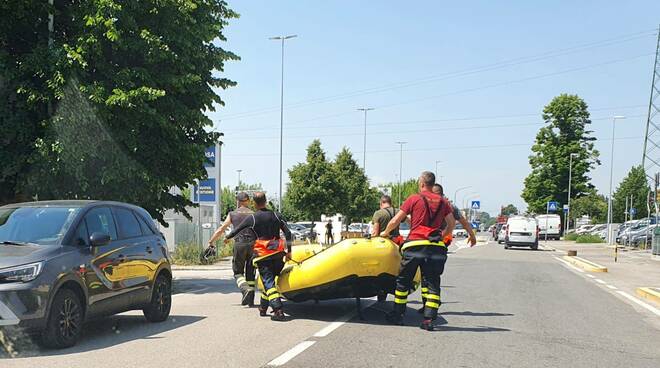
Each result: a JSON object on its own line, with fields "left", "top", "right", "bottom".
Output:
{"left": 358, "top": 108, "right": 374, "bottom": 172}
{"left": 607, "top": 115, "right": 626, "bottom": 245}
{"left": 435, "top": 161, "right": 442, "bottom": 177}
{"left": 236, "top": 169, "right": 242, "bottom": 189}
{"left": 566, "top": 153, "right": 578, "bottom": 234}
{"left": 463, "top": 193, "right": 479, "bottom": 222}
{"left": 395, "top": 142, "right": 407, "bottom": 207}
{"left": 270, "top": 34, "right": 297, "bottom": 212}
{"left": 453, "top": 186, "right": 472, "bottom": 205}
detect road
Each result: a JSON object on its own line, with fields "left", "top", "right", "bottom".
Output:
{"left": 3, "top": 238, "right": 660, "bottom": 367}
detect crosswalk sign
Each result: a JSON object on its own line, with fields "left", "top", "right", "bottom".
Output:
{"left": 471, "top": 201, "right": 480, "bottom": 210}
{"left": 547, "top": 201, "right": 559, "bottom": 212}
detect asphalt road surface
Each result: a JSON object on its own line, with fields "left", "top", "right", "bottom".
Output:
{"left": 3, "top": 238, "right": 660, "bottom": 368}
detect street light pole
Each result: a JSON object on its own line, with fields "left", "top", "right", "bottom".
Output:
{"left": 270, "top": 34, "right": 297, "bottom": 212}
{"left": 607, "top": 115, "right": 626, "bottom": 244}
{"left": 454, "top": 186, "right": 472, "bottom": 205}
{"left": 395, "top": 142, "right": 407, "bottom": 207}
{"left": 566, "top": 153, "right": 578, "bottom": 234}
{"left": 358, "top": 108, "right": 374, "bottom": 172}
{"left": 237, "top": 169, "right": 242, "bottom": 189}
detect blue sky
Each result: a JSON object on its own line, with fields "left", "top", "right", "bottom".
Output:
{"left": 210, "top": 1, "right": 660, "bottom": 215}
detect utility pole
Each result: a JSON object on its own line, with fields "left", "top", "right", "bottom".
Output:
{"left": 358, "top": 108, "right": 374, "bottom": 172}
{"left": 607, "top": 115, "right": 626, "bottom": 244}
{"left": 270, "top": 34, "right": 297, "bottom": 212}
{"left": 236, "top": 169, "right": 242, "bottom": 189}
{"left": 395, "top": 142, "right": 407, "bottom": 207}
{"left": 566, "top": 153, "right": 577, "bottom": 234}
{"left": 435, "top": 161, "right": 442, "bottom": 177}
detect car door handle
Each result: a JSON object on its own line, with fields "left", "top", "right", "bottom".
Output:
{"left": 146, "top": 246, "right": 153, "bottom": 254}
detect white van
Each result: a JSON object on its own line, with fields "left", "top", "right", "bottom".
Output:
{"left": 536, "top": 214, "right": 561, "bottom": 240}
{"left": 505, "top": 216, "right": 539, "bottom": 250}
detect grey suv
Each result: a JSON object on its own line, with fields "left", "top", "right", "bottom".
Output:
{"left": 0, "top": 200, "right": 172, "bottom": 349}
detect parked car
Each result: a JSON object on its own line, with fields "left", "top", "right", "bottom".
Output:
{"left": 494, "top": 223, "right": 505, "bottom": 241}
{"left": 630, "top": 223, "right": 660, "bottom": 246}
{"left": 0, "top": 200, "right": 172, "bottom": 349}
{"left": 575, "top": 224, "right": 595, "bottom": 235}
{"left": 587, "top": 224, "right": 607, "bottom": 236}
{"left": 536, "top": 214, "right": 561, "bottom": 240}
{"left": 616, "top": 221, "right": 641, "bottom": 244}
{"left": 504, "top": 216, "right": 539, "bottom": 250}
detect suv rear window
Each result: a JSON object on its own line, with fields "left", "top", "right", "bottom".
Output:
{"left": 113, "top": 207, "right": 142, "bottom": 239}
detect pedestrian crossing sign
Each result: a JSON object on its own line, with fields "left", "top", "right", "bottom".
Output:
{"left": 547, "top": 201, "right": 559, "bottom": 212}
{"left": 471, "top": 201, "right": 480, "bottom": 210}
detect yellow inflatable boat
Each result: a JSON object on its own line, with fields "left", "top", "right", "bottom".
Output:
{"left": 258, "top": 237, "right": 419, "bottom": 303}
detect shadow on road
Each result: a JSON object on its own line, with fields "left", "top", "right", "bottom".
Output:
{"left": 173, "top": 277, "right": 237, "bottom": 295}
{"left": 440, "top": 311, "right": 514, "bottom": 317}
{"left": 11, "top": 314, "right": 204, "bottom": 358}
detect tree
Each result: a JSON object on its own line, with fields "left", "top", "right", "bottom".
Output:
{"left": 521, "top": 94, "right": 599, "bottom": 214}
{"left": 0, "top": 1, "right": 238, "bottom": 224}
{"left": 332, "top": 148, "right": 379, "bottom": 229}
{"left": 571, "top": 190, "right": 607, "bottom": 224}
{"left": 612, "top": 166, "right": 651, "bottom": 223}
{"left": 501, "top": 204, "right": 519, "bottom": 216}
{"left": 388, "top": 179, "right": 419, "bottom": 208}
{"left": 287, "top": 140, "right": 342, "bottom": 225}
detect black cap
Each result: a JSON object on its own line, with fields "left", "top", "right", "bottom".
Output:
{"left": 236, "top": 192, "right": 249, "bottom": 202}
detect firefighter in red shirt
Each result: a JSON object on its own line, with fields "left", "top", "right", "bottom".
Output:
{"left": 380, "top": 171, "right": 455, "bottom": 330}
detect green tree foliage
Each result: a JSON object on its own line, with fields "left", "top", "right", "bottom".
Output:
{"left": 0, "top": 0, "right": 238, "bottom": 224}
{"left": 501, "top": 204, "right": 519, "bottom": 216}
{"left": 570, "top": 190, "right": 607, "bottom": 223}
{"left": 612, "top": 166, "right": 651, "bottom": 223}
{"left": 218, "top": 182, "right": 263, "bottom": 218}
{"left": 521, "top": 94, "right": 599, "bottom": 214}
{"left": 332, "top": 148, "right": 380, "bottom": 229}
{"left": 287, "top": 140, "right": 342, "bottom": 224}
{"left": 388, "top": 179, "right": 419, "bottom": 208}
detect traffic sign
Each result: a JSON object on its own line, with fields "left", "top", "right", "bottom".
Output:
{"left": 563, "top": 204, "right": 569, "bottom": 213}
{"left": 630, "top": 207, "right": 637, "bottom": 216}
{"left": 471, "top": 200, "right": 481, "bottom": 210}
{"left": 547, "top": 201, "right": 559, "bottom": 212}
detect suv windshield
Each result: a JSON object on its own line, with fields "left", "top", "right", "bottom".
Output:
{"left": 0, "top": 206, "right": 82, "bottom": 245}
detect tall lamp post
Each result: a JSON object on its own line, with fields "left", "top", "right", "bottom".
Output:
{"left": 236, "top": 169, "right": 242, "bottom": 189}
{"left": 395, "top": 142, "right": 407, "bottom": 207}
{"left": 358, "top": 108, "right": 374, "bottom": 172}
{"left": 454, "top": 186, "right": 472, "bottom": 205}
{"left": 435, "top": 160, "right": 442, "bottom": 176}
{"left": 269, "top": 34, "right": 297, "bottom": 212}
{"left": 606, "top": 115, "right": 626, "bottom": 244}
{"left": 566, "top": 153, "right": 578, "bottom": 234}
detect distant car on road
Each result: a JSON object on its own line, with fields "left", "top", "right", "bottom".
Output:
{"left": 497, "top": 224, "right": 507, "bottom": 244}
{"left": 453, "top": 223, "right": 468, "bottom": 238}
{"left": 536, "top": 214, "right": 561, "bottom": 240}
{"left": 0, "top": 200, "right": 172, "bottom": 349}
{"left": 504, "top": 216, "right": 539, "bottom": 250}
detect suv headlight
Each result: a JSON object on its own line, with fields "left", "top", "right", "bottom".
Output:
{"left": 0, "top": 262, "right": 44, "bottom": 283}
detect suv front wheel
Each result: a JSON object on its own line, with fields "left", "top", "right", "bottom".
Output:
{"left": 41, "top": 288, "right": 84, "bottom": 349}
{"left": 143, "top": 274, "right": 172, "bottom": 322}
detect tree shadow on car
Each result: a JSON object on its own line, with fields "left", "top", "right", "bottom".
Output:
{"left": 13, "top": 314, "right": 205, "bottom": 357}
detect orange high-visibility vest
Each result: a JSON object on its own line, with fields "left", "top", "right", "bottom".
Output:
{"left": 253, "top": 238, "right": 285, "bottom": 257}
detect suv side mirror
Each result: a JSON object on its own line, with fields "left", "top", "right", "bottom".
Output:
{"left": 90, "top": 232, "right": 111, "bottom": 247}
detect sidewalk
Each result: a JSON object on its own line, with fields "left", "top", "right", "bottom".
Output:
{"left": 171, "top": 257, "right": 232, "bottom": 271}
{"left": 548, "top": 240, "right": 660, "bottom": 306}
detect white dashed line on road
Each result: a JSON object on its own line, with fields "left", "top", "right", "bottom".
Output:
{"left": 267, "top": 341, "right": 317, "bottom": 366}
{"left": 594, "top": 279, "right": 606, "bottom": 285}
{"left": 615, "top": 291, "right": 660, "bottom": 317}
{"left": 586, "top": 274, "right": 596, "bottom": 279}
{"left": 606, "top": 285, "right": 618, "bottom": 290}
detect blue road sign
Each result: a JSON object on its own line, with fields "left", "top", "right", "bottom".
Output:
{"left": 471, "top": 200, "right": 481, "bottom": 210}
{"left": 547, "top": 201, "right": 559, "bottom": 212}
{"left": 630, "top": 208, "right": 637, "bottom": 216}
{"left": 193, "top": 178, "right": 216, "bottom": 202}
{"left": 563, "top": 204, "right": 569, "bottom": 213}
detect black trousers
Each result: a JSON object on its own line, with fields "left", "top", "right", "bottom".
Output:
{"left": 393, "top": 245, "right": 447, "bottom": 320}
{"left": 233, "top": 242, "right": 256, "bottom": 293}
{"left": 257, "top": 254, "right": 285, "bottom": 310}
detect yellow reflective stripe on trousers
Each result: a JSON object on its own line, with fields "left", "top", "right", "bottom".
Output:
{"left": 395, "top": 290, "right": 409, "bottom": 297}
{"left": 261, "top": 293, "right": 269, "bottom": 300}
{"left": 268, "top": 293, "right": 281, "bottom": 301}
{"left": 394, "top": 297, "right": 408, "bottom": 304}
{"left": 425, "top": 293, "right": 441, "bottom": 301}
{"left": 400, "top": 240, "right": 446, "bottom": 252}
{"left": 425, "top": 301, "right": 440, "bottom": 309}
{"left": 247, "top": 281, "right": 256, "bottom": 286}
{"left": 266, "top": 288, "right": 278, "bottom": 295}
{"left": 421, "top": 287, "right": 429, "bottom": 292}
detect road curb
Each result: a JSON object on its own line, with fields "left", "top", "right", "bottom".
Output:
{"left": 562, "top": 256, "right": 608, "bottom": 272}
{"left": 635, "top": 287, "right": 660, "bottom": 304}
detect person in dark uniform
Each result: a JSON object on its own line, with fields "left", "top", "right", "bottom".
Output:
{"left": 380, "top": 171, "right": 455, "bottom": 330}
{"left": 208, "top": 192, "right": 256, "bottom": 306}
{"left": 325, "top": 219, "right": 334, "bottom": 244}
{"left": 224, "top": 192, "right": 293, "bottom": 321}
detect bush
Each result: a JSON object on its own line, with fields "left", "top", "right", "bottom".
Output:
{"left": 172, "top": 240, "right": 233, "bottom": 265}
{"left": 575, "top": 234, "right": 605, "bottom": 243}
{"left": 564, "top": 232, "right": 579, "bottom": 241}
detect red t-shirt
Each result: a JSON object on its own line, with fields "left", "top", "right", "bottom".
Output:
{"left": 400, "top": 191, "right": 452, "bottom": 240}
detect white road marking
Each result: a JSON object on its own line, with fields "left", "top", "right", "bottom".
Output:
{"left": 313, "top": 300, "right": 377, "bottom": 337}
{"left": 594, "top": 279, "right": 606, "bottom": 285}
{"left": 267, "top": 341, "right": 316, "bottom": 366}
{"left": 586, "top": 274, "right": 596, "bottom": 279}
{"left": 615, "top": 291, "right": 660, "bottom": 317}
{"left": 553, "top": 256, "right": 585, "bottom": 273}
{"left": 606, "top": 285, "right": 618, "bottom": 290}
